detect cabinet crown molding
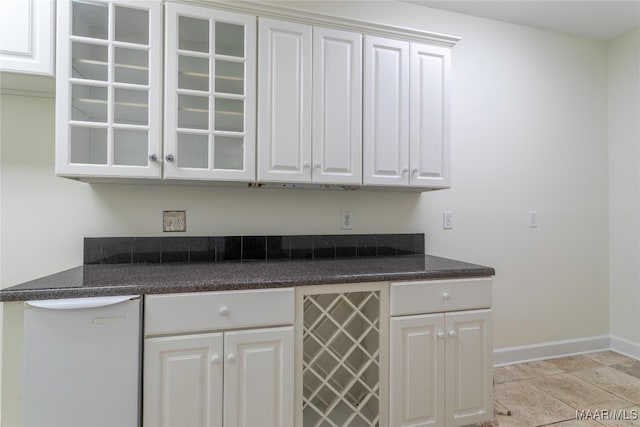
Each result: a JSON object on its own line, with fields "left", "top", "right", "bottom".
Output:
{"left": 179, "top": 0, "right": 461, "bottom": 47}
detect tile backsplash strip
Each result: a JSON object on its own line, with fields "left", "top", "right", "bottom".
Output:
{"left": 84, "top": 234, "right": 425, "bottom": 265}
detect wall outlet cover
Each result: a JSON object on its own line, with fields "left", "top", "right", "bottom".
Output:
{"left": 340, "top": 210, "right": 353, "bottom": 230}
{"left": 443, "top": 211, "right": 454, "bottom": 229}
{"left": 163, "top": 210, "right": 186, "bottom": 232}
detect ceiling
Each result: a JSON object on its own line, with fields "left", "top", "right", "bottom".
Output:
{"left": 404, "top": 1, "right": 640, "bottom": 41}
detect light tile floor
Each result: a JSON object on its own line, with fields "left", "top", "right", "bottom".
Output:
{"left": 488, "top": 351, "right": 640, "bottom": 426}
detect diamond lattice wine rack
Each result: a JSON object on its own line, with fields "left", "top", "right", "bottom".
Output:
{"left": 296, "top": 283, "right": 389, "bottom": 427}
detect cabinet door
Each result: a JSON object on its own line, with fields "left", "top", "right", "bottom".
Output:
{"left": 164, "top": 3, "right": 256, "bottom": 181}
{"left": 390, "top": 314, "right": 445, "bottom": 427}
{"left": 363, "top": 36, "right": 409, "bottom": 186}
{"left": 312, "top": 27, "right": 362, "bottom": 185}
{"left": 410, "top": 43, "right": 451, "bottom": 188}
{"left": 0, "top": 0, "right": 54, "bottom": 75}
{"left": 444, "top": 310, "right": 493, "bottom": 427}
{"left": 144, "top": 333, "right": 224, "bottom": 427}
{"left": 55, "top": 0, "right": 162, "bottom": 178}
{"left": 258, "top": 18, "right": 312, "bottom": 183}
{"left": 224, "top": 326, "right": 294, "bottom": 427}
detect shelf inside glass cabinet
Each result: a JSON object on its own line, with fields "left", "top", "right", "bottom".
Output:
{"left": 72, "top": 44, "right": 149, "bottom": 85}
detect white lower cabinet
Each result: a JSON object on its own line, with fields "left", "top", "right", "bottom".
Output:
{"left": 144, "top": 333, "right": 224, "bottom": 427}
{"left": 143, "top": 288, "right": 295, "bottom": 427}
{"left": 142, "top": 279, "right": 492, "bottom": 427}
{"left": 389, "top": 279, "right": 493, "bottom": 427}
{"left": 390, "top": 310, "right": 492, "bottom": 427}
{"left": 144, "top": 327, "right": 293, "bottom": 427}
{"left": 224, "top": 328, "right": 294, "bottom": 427}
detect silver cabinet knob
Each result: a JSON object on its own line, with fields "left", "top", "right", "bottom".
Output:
{"left": 303, "top": 162, "right": 311, "bottom": 169}
{"left": 219, "top": 306, "right": 229, "bottom": 316}
{"left": 314, "top": 163, "right": 321, "bottom": 169}
{"left": 442, "top": 292, "right": 451, "bottom": 300}
{"left": 402, "top": 168, "right": 409, "bottom": 174}
{"left": 210, "top": 355, "right": 220, "bottom": 364}
{"left": 227, "top": 353, "right": 236, "bottom": 363}
{"left": 149, "top": 153, "right": 157, "bottom": 162}
{"left": 448, "top": 330, "right": 457, "bottom": 338}
{"left": 437, "top": 332, "right": 445, "bottom": 339}
{"left": 165, "top": 154, "right": 174, "bottom": 162}
{"left": 412, "top": 168, "right": 419, "bottom": 174}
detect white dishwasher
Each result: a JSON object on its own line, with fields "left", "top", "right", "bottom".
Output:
{"left": 23, "top": 295, "right": 141, "bottom": 427}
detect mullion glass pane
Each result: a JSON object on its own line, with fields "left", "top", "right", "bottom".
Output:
{"left": 215, "top": 60, "right": 243, "bottom": 95}
{"left": 214, "top": 98, "right": 243, "bottom": 132}
{"left": 114, "top": 129, "right": 148, "bottom": 166}
{"left": 214, "top": 136, "right": 243, "bottom": 170}
{"left": 215, "top": 22, "right": 243, "bottom": 57}
{"left": 114, "top": 89, "right": 148, "bottom": 125}
{"left": 115, "top": 47, "right": 149, "bottom": 85}
{"left": 179, "top": 16, "right": 209, "bottom": 53}
{"left": 114, "top": 6, "right": 149, "bottom": 44}
{"left": 72, "top": 84, "right": 107, "bottom": 122}
{"left": 177, "top": 133, "right": 209, "bottom": 169}
{"left": 70, "top": 126, "right": 107, "bottom": 164}
{"left": 178, "top": 95, "right": 209, "bottom": 130}
{"left": 179, "top": 55, "right": 209, "bottom": 91}
{"left": 72, "top": 42, "right": 107, "bottom": 81}
{"left": 72, "top": 1, "right": 108, "bottom": 40}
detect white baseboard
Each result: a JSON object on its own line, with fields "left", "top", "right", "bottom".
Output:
{"left": 493, "top": 335, "right": 611, "bottom": 366}
{"left": 610, "top": 335, "right": 640, "bottom": 360}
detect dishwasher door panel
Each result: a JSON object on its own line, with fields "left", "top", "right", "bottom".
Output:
{"left": 23, "top": 296, "right": 141, "bottom": 427}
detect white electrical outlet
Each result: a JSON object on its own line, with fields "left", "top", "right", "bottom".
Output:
{"left": 529, "top": 211, "right": 538, "bottom": 228}
{"left": 340, "top": 210, "right": 353, "bottom": 230}
{"left": 443, "top": 211, "right": 454, "bottom": 229}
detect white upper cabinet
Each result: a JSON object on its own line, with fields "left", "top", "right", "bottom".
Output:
{"left": 410, "top": 43, "right": 451, "bottom": 189}
{"left": 0, "top": 0, "right": 54, "bottom": 75}
{"left": 364, "top": 37, "right": 452, "bottom": 189}
{"left": 50, "top": 1, "right": 456, "bottom": 188}
{"left": 55, "top": 0, "right": 162, "bottom": 178}
{"left": 164, "top": 3, "right": 256, "bottom": 181}
{"left": 257, "top": 18, "right": 312, "bottom": 183}
{"left": 363, "top": 36, "right": 410, "bottom": 187}
{"left": 258, "top": 20, "right": 362, "bottom": 186}
{"left": 312, "top": 27, "right": 362, "bottom": 186}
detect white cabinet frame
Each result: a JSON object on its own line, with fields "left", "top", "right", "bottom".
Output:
{"left": 55, "top": 0, "right": 162, "bottom": 179}
{"left": 164, "top": 3, "right": 256, "bottom": 181}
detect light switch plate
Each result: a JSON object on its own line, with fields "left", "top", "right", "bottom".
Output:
{"left": 443, "top": 211, "right": 454, "bottom": 229}
{"left": 163, "top": 210, "right": 186, "bottom": 232}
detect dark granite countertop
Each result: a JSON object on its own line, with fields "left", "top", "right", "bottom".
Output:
{"left": 0, "top": 255, "right": 495, "bottom": 302}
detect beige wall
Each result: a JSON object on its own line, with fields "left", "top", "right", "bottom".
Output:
{"left": 1, "top": 1, "right": 618, "bottom": 423}
{"left": 608, "top": 28, "right": 640, "bottom": 346}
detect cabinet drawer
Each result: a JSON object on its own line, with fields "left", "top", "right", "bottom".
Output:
{"left": 390, "top": 278, "right": 491, "bottom": 316}
{"left": 145, "top": 288, "right": 294, "bottom": 336}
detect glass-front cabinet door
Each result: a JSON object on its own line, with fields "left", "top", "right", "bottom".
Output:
{"left": 164, "top": 3, "right": 256, "bottom": 181}
{"left": 55, "top": 0, "right": 162, "bottom": 178}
